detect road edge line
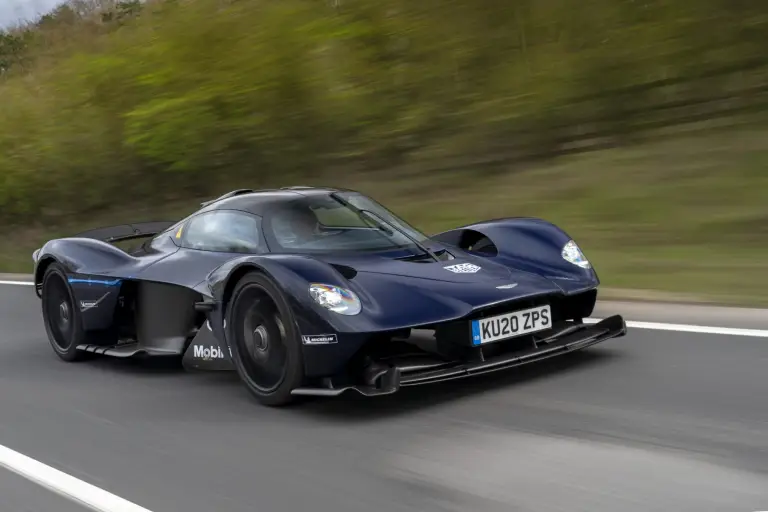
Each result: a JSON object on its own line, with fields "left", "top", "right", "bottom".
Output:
{"left": 0, "top": 444, "right": 154, "bottom": 512}
{"left": 584, "top": 318, "right": 768, "bottom": 338}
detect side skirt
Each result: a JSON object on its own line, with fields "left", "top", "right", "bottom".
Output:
{"left": 76, "top": 342, "right": 180, "bottom": 358}
{"left": 74, "top": 322, "right": 236, "bottom": 371}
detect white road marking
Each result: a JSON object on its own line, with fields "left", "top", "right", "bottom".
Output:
{"left": 0, "top": 443, "right": 154, "bottom": 512}
{"left": 584, "top": 318, "right": 768, "bottom": 338}
{"left": 1, "top": 279, "right": 767, "bottom": 337}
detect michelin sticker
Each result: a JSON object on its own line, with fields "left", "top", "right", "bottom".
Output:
{"left": 444, "top": 263, "right": 481, "bottom": 274}
{"left": 301, "top": 334, "right": 338, "bottom": 345}
{"left": 193, "top": 345, "right": 225, "bottom": 360}
{"left": 79, "top": 292, "right": 110, "bottom": 311}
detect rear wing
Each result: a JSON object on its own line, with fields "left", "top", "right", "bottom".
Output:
{"left": 73, "top": 221, "right": 177, "bottom": 244}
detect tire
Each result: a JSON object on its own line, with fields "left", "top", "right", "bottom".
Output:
{"left": 40, "top": 263, "right": 88, "bottom": 362}
{"left": 225, "top": 271, "right": 305, "bottom": 406}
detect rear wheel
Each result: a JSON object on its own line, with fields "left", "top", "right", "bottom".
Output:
{"left": 41, "top": 263, "right": 87, "bottom": 362}
{"left": 225, "top": 272, "right": 305, "bottom": 406}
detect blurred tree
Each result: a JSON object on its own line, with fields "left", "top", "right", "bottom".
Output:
{"left": 0, "top": 31, "right": 26, "bottom": 72}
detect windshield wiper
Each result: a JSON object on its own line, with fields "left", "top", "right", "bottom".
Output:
{"left": 359, "top": 209, "right": 441, "bottom": 263}
{"left": 329, "top": 192, "right": 441, "bottom": 263}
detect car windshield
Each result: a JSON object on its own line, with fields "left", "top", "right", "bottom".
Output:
{"left": 263, "top": 192, "right": 431, "bottom": 254}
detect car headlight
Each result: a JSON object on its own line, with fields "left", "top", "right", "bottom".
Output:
{"left": 561, "top": 240, "right": 591, "bottom": 269}
{"left": 309, "top": 284, "right": 361, "bottom": 315}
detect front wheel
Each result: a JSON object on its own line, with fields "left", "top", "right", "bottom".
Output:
{"left": 225, "top": 271, "right": 305, "bottom": 406}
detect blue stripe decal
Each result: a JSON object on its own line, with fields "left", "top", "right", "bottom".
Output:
{"left": 67, "top": 278, "right": 123, "bottom": 286}
{"left": 471, "top": 319, "right": 481, "bottom": 346}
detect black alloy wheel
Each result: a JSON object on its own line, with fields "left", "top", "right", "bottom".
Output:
{"left": 226, "top": 271, "right": 305, "bottom": 406}
{"left": 41, "top": 263, "right": 87, "bottom": 361}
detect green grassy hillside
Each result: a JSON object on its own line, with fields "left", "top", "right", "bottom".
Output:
{"left": 4, "top": 124, "right": 766, "bottom": 305}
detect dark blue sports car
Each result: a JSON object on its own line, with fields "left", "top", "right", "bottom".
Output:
{"left": 32, "top": 186, "right": 627, "bottom": 406}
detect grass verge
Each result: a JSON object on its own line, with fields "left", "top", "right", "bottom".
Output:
{"left": 3, "top": 127, "right": 766, "bottom": 307}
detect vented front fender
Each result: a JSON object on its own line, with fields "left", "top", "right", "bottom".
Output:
{"left": 432, "top": 217, "right": 599, "bottom": 294}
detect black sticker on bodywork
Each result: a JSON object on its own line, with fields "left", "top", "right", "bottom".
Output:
{"left": 79, "top": 292, "right": 111, "bottom": 311}
{"left": 301, "top": 334, "right": 338, "bottom": 345}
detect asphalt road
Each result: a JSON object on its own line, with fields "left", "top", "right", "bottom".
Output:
{"left": 1, "top": 283, "right": 767, "bottom": 512}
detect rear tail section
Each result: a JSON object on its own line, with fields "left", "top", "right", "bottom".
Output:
{"left": 32, "top": 220, "right": 178, "bottom": 294}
